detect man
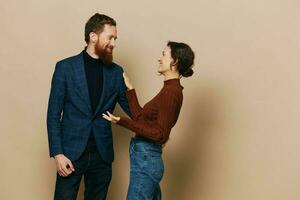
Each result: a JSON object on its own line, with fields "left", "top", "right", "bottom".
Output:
{"left": 47, "top": 13, "right": 131, "bottom": 200}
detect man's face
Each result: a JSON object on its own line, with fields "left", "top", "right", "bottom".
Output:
{"left": 94, "top": 24, "right": 117, "bottom": 63}
{"left": 157, "top": 46, "right": 174, "bottom": 74}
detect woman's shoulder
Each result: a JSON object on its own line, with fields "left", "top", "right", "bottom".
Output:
{"left": 161, "top": 85, "right": 183, "bottom": 101}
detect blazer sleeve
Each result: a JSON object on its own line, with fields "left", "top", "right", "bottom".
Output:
{"left": 46, "top": 62, "right": 66, "bottom": 157}
{"left": 117, "top": 68, "right": 132, "bottom": 118}
{"left": 125, "top": 89, "right": 143, "bottom": 120}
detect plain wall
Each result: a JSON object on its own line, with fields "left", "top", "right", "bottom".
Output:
{"left": 1, "top": 0, "right": 300, "bottom": 199}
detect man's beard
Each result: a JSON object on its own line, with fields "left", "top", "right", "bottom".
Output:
{"left": 95, "top": 43, "right": 113, "bottom": 64}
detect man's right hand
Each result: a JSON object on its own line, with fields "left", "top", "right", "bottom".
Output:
{"left": 54, "top": 154, "right": 75, "bottom": 177}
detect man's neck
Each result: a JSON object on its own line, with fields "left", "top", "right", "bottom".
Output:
{"left": 86, "top": 45, "right": 99, "bottom": 59}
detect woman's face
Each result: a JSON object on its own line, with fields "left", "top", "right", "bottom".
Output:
{"left": 157, "top": 46, "right": 174, "bottom": 75}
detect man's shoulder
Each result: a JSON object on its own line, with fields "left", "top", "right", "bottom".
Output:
{"left": 56, "top": 52, "right": 82, "bottom": 66}
{"left": 107, "top": 62, "right": 124, "bottom": 73}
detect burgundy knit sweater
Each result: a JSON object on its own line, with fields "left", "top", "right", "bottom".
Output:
{"left": 117, "top": 78, "right": 183, "bottom": 144}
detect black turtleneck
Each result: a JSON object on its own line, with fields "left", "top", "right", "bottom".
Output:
{"left": 83, "top": 50, "right": 103, "bottom": 145}
{"left": 83, "top": 50, "right": 103, "bottom": 113}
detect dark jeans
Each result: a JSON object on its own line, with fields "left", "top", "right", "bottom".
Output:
{"left": 54, "top": 140, "right": 112, "bottom": 200}
{"left": 126, "top": 137, "right": 164, "bottom": 200}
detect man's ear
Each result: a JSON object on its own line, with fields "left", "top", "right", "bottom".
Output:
{"left": 89, "top": 32, "right": 98, "bottom": 43}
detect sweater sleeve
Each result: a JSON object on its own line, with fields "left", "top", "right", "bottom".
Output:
{"left": 126, "top": 89, "right": 143, "bottom": 120}
{"left": 117, "top": 89, "right": 182, "bottom": 143}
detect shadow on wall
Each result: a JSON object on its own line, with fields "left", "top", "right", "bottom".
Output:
{"left": 163, "top": 83, "right": 225, "bottom": 200}
{"left": 107, "top": 123, "right": 132, "bottom": 199}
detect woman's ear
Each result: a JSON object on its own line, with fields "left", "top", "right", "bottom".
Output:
{"left": 170, "top": 59, "right": 178, "bottom": 71}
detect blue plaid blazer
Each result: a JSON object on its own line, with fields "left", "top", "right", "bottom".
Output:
{"left": 47, "top": 51, "right": 131, "bottom": 163}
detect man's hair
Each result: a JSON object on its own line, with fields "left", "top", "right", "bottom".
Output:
{"left": 85, "top": 13, "right": 116, "bottom": 44}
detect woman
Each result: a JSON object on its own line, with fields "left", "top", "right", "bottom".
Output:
{"left": 102, "top": 41, "right": 195, "bottom": 200}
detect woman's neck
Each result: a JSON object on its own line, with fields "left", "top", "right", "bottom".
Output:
{"left": 163, "top": 72, "right": 180, "bottom": 81}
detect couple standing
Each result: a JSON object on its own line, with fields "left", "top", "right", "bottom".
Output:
{"left": 47, "top": 13, "right": 195, "bottom": 200}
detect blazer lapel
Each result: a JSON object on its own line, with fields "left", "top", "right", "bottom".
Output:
{"left": 72, "top": 51, "right": 92, "bottom": 113}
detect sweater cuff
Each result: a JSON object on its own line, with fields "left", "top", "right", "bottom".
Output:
{"left": 116, "top": 116, "right": 130, "bottom": 127}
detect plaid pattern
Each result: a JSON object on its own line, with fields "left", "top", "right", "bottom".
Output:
{"left": 47, "top": 51, "right": 131, "bottom": 162}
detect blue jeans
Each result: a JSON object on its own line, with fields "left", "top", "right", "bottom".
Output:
{"left": 127, "top": 137, "right": 164, "bottom": 200}
{"left": 54, "top": 140, "right": 112, "bottom": 200}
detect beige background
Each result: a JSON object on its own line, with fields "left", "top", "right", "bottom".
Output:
{"left": 1, "top": 0, "right": 300, "bottom": 199}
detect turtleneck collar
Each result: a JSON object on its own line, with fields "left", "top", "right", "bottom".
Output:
{"left": 83, "top": 49, "right": 101, "bottom": 62}
{"left": 164, "top": 78, "right": 184, "bottom": 89}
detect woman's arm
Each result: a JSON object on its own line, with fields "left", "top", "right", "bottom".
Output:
{"left": 117, "top": 89, "right": 182, "bottom": 142}
{"left": 122, "top": 72, "right": 143, "bottom": 120}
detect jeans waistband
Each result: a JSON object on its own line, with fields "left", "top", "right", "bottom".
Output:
{"left": 131, "top": 137, "right": 162, "bottom": 149}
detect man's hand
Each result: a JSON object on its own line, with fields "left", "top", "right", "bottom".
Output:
{"left": 123, "top": 72, "right": 134, "bottom": 90}
{"left": 54, "top": 154, "right": 75, "bottom": 177}
{"left": 102, "top": 111, "right": 120, "bottom": 123}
